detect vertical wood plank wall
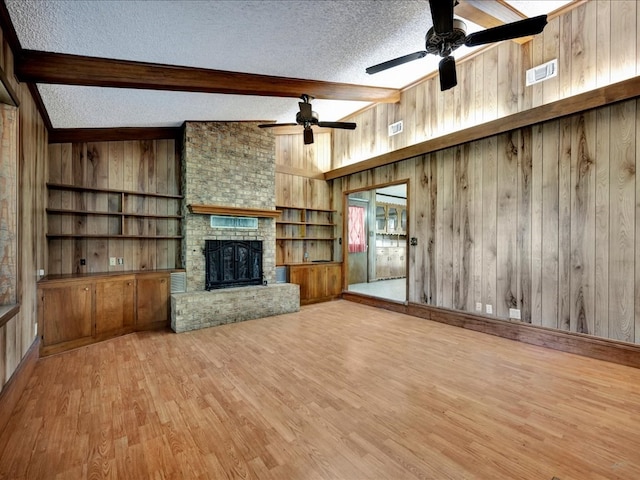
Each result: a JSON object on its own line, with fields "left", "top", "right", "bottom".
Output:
{"left": 47, "top": 139, "right": 181, "bottom": 275}
{"left": 275, "top": 132, "right": 334, "bottom": 264}
{"left": 333, "top": 96, "right": 640, "bottom": 346}
{"left": 331, "top": 2, "right": 640, "bottom": 346}
{"left": 0, "top": 106, "right": 17, "bottom": 306}
{"left": 0, "top": 25, "right": 48, "bottom": 394}
{"left": 333, "top": 1, "right": 638, "bottom": 167}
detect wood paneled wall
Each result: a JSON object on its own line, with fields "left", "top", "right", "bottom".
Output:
{"left": 333, "top": 1, "right": 639, "bottom": 168}
{"left": 47, "top": 139, "right": 181, "bottom": 275}
{"left": 0, "top": 26, "right": 48, "bottom": 394}
{"left": 275, "top": 132, "right": 334, "bottom": 264}
{"left": 0, "top": 106, "right": 17, "bottom": 306}
{"left": 334, "top": 97, "right": 640, "bottom": 345}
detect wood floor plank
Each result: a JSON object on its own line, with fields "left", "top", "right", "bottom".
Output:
{"left": 2, "top": 300, "right": 640, "bottom": 479}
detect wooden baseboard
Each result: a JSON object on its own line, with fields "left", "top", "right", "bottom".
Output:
{"left": 342, "top": 293, "right": 640, "bottom": 369}
{"left": 301, "top": 295, "right": 342, "bottom": 306}
{"left": 0, "top": 338, "right": 39, "bottom": 434}
{"left": 341, "top": 291, "right": 409, "bottom": 314}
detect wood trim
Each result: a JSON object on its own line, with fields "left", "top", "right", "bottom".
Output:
{"left": 16, "top": 50, "right": 401, "bottom": 104}
{"left": 0, "top": 0, "right": 23, "bottom": 56}
{"left": 341, "top": 294, "right": 640, "bottom": 369}
{"left": 188, "top": 204, "right": 282, "bottom": 218}
{"left": 341, "top": 291, "right": 409, "bottom": 314}
{"left": 275, "top": 164, "right": 325, "bottom": 180}
{"left": 0, "top": 303, "right": 19, "bottom": 329}
{"left": 46, "top": 183, "right": 183, "bottom": 198}
{"left": 326, "top": 74, "right": 640, "bottom": 180}
{"left": 456, "top": 1, "right": 531, "bottom": 45}
{"left": 27, "top": 84, "right": 52, "bottom": 130}
{"left": 0, "top": 66, "right": 18, "bottom": 107}
{"left": 49, "top": 127, "right": 182, "bottom": 143}
{"left": 40, "top": 268, "right": 182, "bottom": 283}
{"left": 0, "top": 337, "right": 39, "bottom": 434}
{"left": 45, "top": 234, "right": 182, "bottom": 239}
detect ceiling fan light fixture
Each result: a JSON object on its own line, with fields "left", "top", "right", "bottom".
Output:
{"left": 439, "top": 56, "right": 458, "bottom": 91}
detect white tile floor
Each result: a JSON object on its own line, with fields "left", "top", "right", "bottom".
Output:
{"left": 347, "top": 278, "right": 407, "bottom": 302}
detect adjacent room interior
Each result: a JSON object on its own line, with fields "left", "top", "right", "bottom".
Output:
{"left": 2, "top": 0, "right": 640, "bottom": 478}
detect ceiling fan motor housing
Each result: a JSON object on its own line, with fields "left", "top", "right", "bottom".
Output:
{"left": 296, "top": 110, "right": 319, "bottom": 125}
{"left": 425, "top": 18, "right": 467, "bottom": 57}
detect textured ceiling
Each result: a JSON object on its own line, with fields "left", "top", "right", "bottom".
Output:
{"left": 5, "top": 0, "right": 571, "bottom": 129}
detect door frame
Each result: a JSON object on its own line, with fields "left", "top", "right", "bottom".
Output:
{"left": 342, "top": 179, "right": 410, "bottom": 302}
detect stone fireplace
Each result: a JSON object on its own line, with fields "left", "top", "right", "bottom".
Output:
{"left": 171, "top": 122, "right": 299, "bottom": 333}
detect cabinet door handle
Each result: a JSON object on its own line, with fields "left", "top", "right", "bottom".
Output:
{"left": 161, "top": 279, "right": 165, "bottom": 283}
{"left": 84, "top": 287, "right": 89, "bottom": 291}
{"left": 127, "top": 282, "right": 132, "bottom": 286}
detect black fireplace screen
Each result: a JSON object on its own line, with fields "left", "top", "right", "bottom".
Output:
{"left": 204, "top": 240, "right": 263, "bottom": 290}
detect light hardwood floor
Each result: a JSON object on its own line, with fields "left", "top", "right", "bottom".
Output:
{"left": 2, "top": 300, "right": 640, "bottom": 479}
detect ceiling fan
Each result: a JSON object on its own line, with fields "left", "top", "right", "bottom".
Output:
{"left": 366, "top": 0, "right": 548, "bottom": 91}
{"left": 258, "top": 95, "right": 356, "bottom": 145}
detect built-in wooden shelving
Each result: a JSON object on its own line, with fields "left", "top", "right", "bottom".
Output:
{"left": 46, "top": 183, "right": 183, "bottom": 239}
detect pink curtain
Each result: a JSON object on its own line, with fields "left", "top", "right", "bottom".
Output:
{"left": 348, "top": 205, "right": 366, "bottom": 253}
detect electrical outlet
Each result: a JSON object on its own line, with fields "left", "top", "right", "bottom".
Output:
{"left": 34, "top": 323, "right": 37, "bottom": 336}
{"left": 509, "top": 308, "right": 521, "bottom": 320}
{"left": 38, "top": 269, "right": 45, "bottom": 276}
{"left": 117, "top": 258, "right": 124, "bottom": 265}
{"left": 109, "top": 257, "right": 116, "bottom": 266}
{"left": 485, "top": 304, "right": 493, "bottom": 314}
{"left": 475, "top": 302, "right": 482, "bottom": 312}
{"left": 80, "top": 258, "right": 86, "bottom": 266}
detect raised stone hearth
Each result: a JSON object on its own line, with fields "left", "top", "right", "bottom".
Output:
{"left": 171, "top": 283, "right": 299, "bottom": 333}
{"left": 171, "top": 122, "right": 299, "bottom": 332}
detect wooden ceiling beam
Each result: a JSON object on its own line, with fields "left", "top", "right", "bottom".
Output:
{"left": 15, "top": 50, "right": 400, "bottom": 103}
{"left": 456, "top": 0, "right": 532, "bottom": 45}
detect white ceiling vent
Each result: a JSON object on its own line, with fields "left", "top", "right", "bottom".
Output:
{"left": 388, "top": 120, "right": 403, "bottom": 137}
{"left": 526, "top": 59, "right": 558, "bottom": 86}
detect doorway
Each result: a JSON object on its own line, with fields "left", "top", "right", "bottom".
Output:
{"left": 346, "top": 183, "right": 408, "bottom": 302}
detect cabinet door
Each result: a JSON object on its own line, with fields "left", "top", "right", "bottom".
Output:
{"left": 136, "top": 273, "right": 170, "bottom": 326}
{"left": 95, "top": 276, "right": 135, "bottom": 335}
{"left": 325, "top": 265, "right": 342, "bottom": 297}
{"left": 289, "top": 266, "right": 311, "bottom": 301}
{"left": 41, "top": 283, "right": 93, "bottom": 346}
{"left": 376, "top": 248, "right": 390, "bottom": 279}
{"left": 376, "top": 206, "right": 386, "bottom": 232}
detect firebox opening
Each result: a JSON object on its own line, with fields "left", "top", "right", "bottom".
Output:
{"left": 204, "top": 240, "right": 263, "bottom": 290}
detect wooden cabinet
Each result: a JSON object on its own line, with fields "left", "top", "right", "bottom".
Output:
{"left": 289, "top": 263, "right": 342, "bottom": 305}
{"left": 40, "top": 281, "right": 93, "bottom": 347}
{"left": 375, "top": 246, "right": 406, "bottom": 280}
{"left": 375, "top": 201, "right": 407, "bottom": 280}
{"left": 376, "top": 202, "right": 407, "bottom": 235}
{"left": 38, "top": 271, "right": 172, "bottom": 355}
{"left": 136, "top": 272, "right": 170, "bottom": 327}
{"left": 95, "top": 276, "right": 135, "bottom": 335}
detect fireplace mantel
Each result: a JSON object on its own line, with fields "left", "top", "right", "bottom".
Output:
{"left": 188, "top": 204, "right": 281, "bottom": 218}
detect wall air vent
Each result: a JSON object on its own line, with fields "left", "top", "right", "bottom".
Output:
{"left": 388, "top": 120, "right": 403, "bottom": 137}
{"left": 210, "top": 215, "right": 258, "bottom": 229}
{"left": 170, "top": 272, "right": 186, "bottom": 293}
{"left": 526, "top": 59, "right": 558, "bottom": 86}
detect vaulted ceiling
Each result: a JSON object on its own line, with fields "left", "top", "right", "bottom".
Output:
{"left": 5, "top": 0, "right": 573, "bottom": 130}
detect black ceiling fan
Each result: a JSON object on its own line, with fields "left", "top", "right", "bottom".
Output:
{"left": 366, "top": 0, "right": 547, "bottom": 91}
{"left": 258, "top": 94, "right": 356, "bottom": 145}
